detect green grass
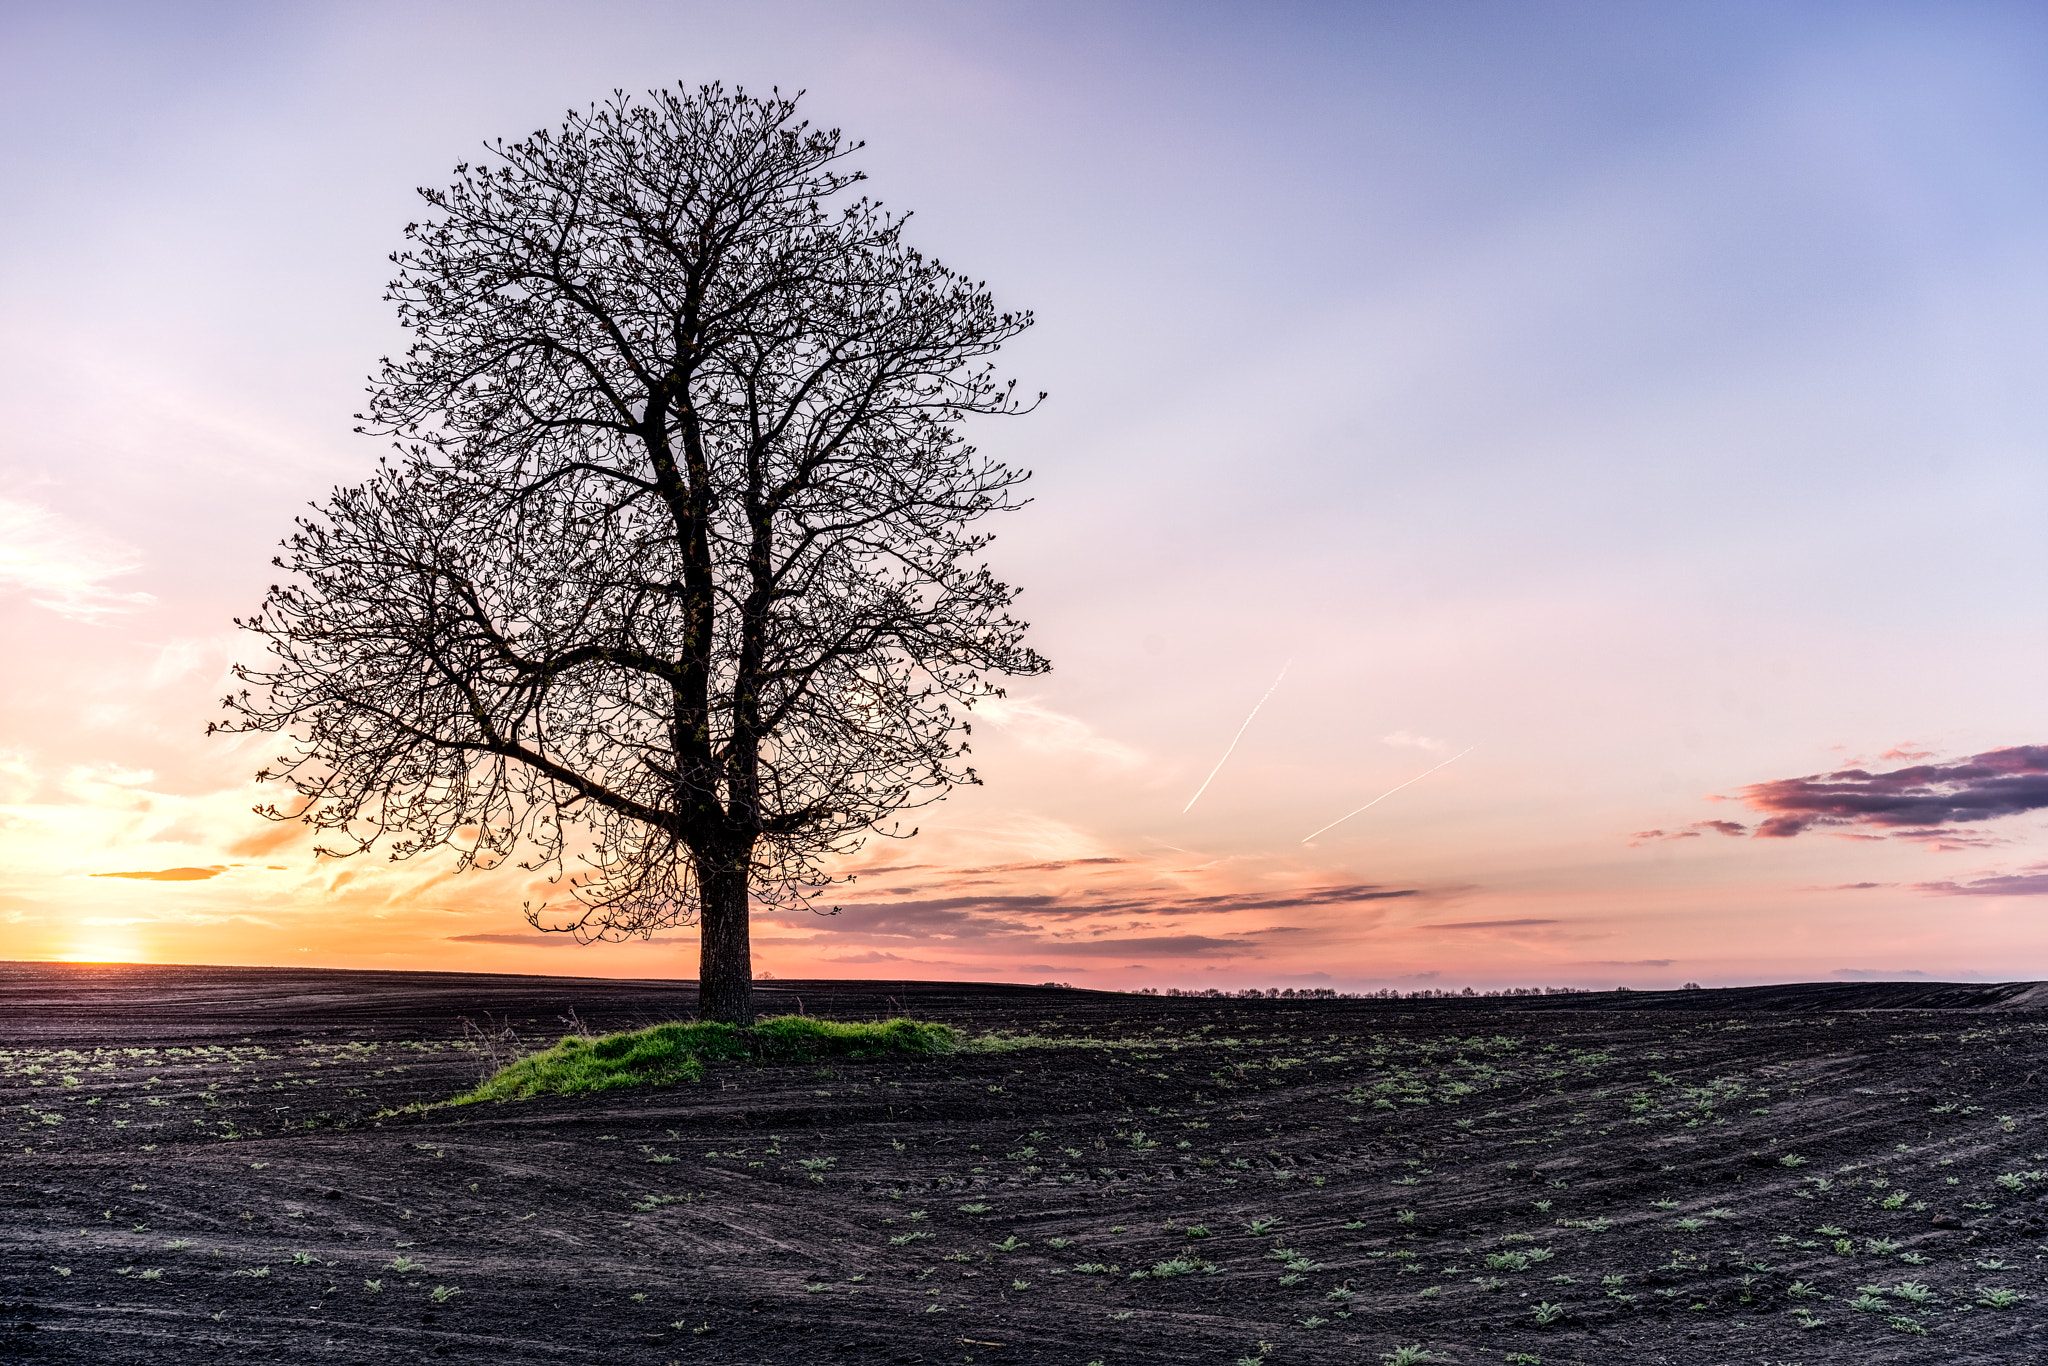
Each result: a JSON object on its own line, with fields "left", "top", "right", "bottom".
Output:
{"left": 443, "top": 1016, "right": 958, "bottom": 1105}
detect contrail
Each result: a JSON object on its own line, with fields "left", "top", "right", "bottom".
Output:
{"left": 1300, "top": 746, "right": 1474, "bottom": 842}
{"left": 1182, "top": 660, "right": 1292, "bottom": 813}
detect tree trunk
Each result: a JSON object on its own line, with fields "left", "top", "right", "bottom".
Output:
{"left": 696, "top": 854, "right": 755, "bottom": 1025}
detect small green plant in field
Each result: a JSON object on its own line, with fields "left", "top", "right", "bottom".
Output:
{"left": 1786, "top": 1280, "right": 1822, "bottom": 1298}
{"left": 1045, "top": 1236, "right": 1072, "bottom": 1249}
{"left": 958, "top": 1202, "right": 991, "bottom": 1215}
{"left": 1885, "top": 1316, "right": 1926, "bottom": 1336}
{"left": 1506, "top": 1355, "right": 1542, "bottom": 1365}
{"left": 1649, "top": 1198, "right": 1678, "bottom": 1210}
{"left": 992, "top": 1236, "right": 1029, "bottom": 1252}
{"left": 1395, "top": 1209, "right": 1417, "bottom": 1225}
{"left": 1848, "top": 1291, "right": 1886, "bottom": 1312}
{"left": 430, "top": 1285, "right": 461, "bottom": 1304}
{"left": 1864, "top": 1237, "right": 1901, "bottom": 1255}
{"left": 1879, "top": 1192, "right": 1906, "bottom": 1209}
{"left": 1792, "top": 1307, "right": 1825, "bottom": 1330}
{"left": 387, "top": 1255, "right": 423, "bottom": 1274}
{"left": 1976, "top": 1286, "right": 2025, "bottom": 1309}
{"left": 1147, "top": 1257, "right": 1213, "bottom": 1278}
{"left": 164, "top": 1239, "right": 191, "bottom": 1251}
{"left": 234, "top": 1266, "right": 270, "bottom": 1278}
{"left": 1672, "top": 1217, "right": 1704, "bottom": 1232}
{"left": 1779, "top": 1153, "right": 1807, "bottom": 1167}
{"left": 1890, "top": 1281, "right": 1934, "bottom": 1304}
{"left": 1245, "top": 1217, "right": 1281, "bottom": 1235}
{"left": 444, "top": 1016, "right": 956, "bottom": 1104}
{"left": 1379, "top": 1350, "right": 1441, "bottom": 1366}
{"left": 364, "top": 1279, "right": 382, "bottom": 1293}
{"left": 634, "top": 1193, "right": 690, "bottom": 1212}
{"left": 1975, "top": 1257, "right": 2009, "bottom": 1270}
{"left": 290, "top": 1251, "right": 315, "bottom": 1265}
{"left": 1531, "top": 1301, "right": 1565, "bottom": 1325}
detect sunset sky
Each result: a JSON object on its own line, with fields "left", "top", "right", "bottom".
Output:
{"left": 7, "top": 1, "right": 2048, "bottom": 990}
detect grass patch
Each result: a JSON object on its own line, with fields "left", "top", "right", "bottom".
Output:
{"left": 441, "top": 1016, "right": 957, "bottom": 1106}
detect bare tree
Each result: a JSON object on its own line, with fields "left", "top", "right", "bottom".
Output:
{"left": 216, "top": 85, "right": 1047, "bottom": 1024}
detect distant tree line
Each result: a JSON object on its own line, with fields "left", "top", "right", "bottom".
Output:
{"left": 1135, "top": 985, "right": 1605, "bottom": 999}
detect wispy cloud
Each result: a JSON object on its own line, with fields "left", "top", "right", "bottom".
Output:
{"left": 1382, "top": 730, "right": 1445, "bottom": 751}
{"left": 0, "top": 497, "right": 154, "bottom": 622}
{"left": 447, "top": 932, "right": 578, "bottom": 948}
{"left": 973, "top": 697, "right": 1142, "bottom": 769}
{"left": 445, "top": 932, "right": 692, "bottom": 947}
{"left": 1915, "top": 866, "right": 2048, "bottom": 897}
{"left": 1629, "top": 820, "right": 1747, "bottom": 845}
{"left": 1413, "top": 918, "right": 1558, "bottom": 930}
{"left": 91, "top": 865, "right": 226, "bottom": 881}
{"left": 1830, "top": 866, "right": 2048, "bottom": 896}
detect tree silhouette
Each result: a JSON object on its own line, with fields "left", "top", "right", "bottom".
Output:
{"left": 217, "top": 85, "right": 1046, "bottom": 1023}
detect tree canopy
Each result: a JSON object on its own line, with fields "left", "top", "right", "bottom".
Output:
{"left": 218, "top": 85, "right": 1046, "bottom": 1022}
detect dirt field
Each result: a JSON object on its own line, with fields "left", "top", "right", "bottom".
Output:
{"left": 3, "top": 962, "right": 2046, "bottom": 1365}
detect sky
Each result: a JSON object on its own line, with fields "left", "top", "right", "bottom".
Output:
{"left": 5, "top": 0, "right": 2048, "bottom": 990}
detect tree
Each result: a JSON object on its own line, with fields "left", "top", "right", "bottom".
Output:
{"left": 216, "top": 85, "right": 1047, "bottom": 1024}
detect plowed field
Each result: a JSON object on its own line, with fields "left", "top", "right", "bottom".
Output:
{"left": 3, "top": 962, "right": 2046, "bottom": 1365}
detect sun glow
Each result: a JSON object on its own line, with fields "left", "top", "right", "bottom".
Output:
{"left": 54, "top": 942, "right": 144, "bottom": 963}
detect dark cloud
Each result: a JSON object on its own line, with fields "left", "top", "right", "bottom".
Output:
{"left": 1738, "top": 745, "right": 2048, "bottom": 838}
{"left": 1694, "top": 820, "right": 1747, "bottom": 837}
{"left": 1414, "top": 918, "right": 1559, "bottom": 930}
{"left": 92, "top": 866, "right": 226, "bottom": 881}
